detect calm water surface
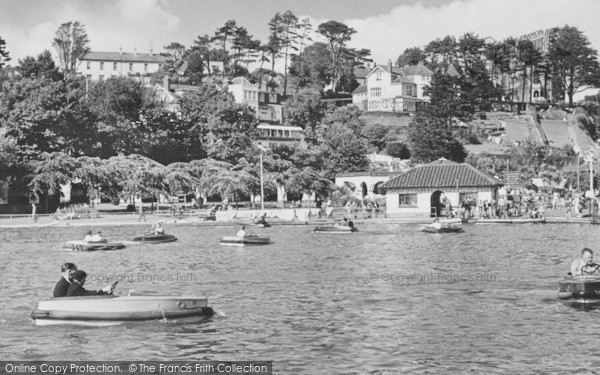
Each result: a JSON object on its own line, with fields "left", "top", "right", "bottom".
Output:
{"left": 1, "top": 222, "right": 599, "bottom": 373}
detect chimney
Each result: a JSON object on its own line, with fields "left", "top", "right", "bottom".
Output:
{"left": 388, "top": 59, "right": 392, "bottom": 73}
{"left": 149, "top": 48, "right": 153, "bottom": 56}
{"left": 163, "top": 76, "right": 170, "bottom": 91}
{"left": 134, "top": 48, "right": 138, "bottom": 55}
{"left": 119, "top": 47, "right": 123, "bottom": 55}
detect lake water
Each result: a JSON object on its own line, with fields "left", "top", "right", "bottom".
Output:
{"left": 1, "top": 222, "right": 600, "bottom": 374}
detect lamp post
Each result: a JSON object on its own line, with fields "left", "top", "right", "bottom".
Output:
{"left": 259, "top": 153, "right": 265, "bottom": 211}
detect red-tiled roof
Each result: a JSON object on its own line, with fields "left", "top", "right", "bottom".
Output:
{"left": 80, "top": 52, "right": 166, "bottom": 63}
{"left": 380, "top": 158, "right": 502, "bottom": 190}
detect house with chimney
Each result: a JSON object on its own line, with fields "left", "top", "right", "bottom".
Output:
{"left": 76, "top": 49, "right": 167, "bottom": 83}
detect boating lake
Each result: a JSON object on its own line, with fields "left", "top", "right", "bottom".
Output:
{"left": 1, "top": 222, "right": 600, "bottom": 373}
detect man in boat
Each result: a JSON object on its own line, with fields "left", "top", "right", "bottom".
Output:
{"left": 53, "top": 263, "right": 77, "bottom": 297}
{"left": 89, "top": 231, "right": 104, "bottom": 242}
{"left": 343, "top": 217, "right": 355, "bottom": 229}
{"left": 66, "top": 270, "right": 116, "bottom": 296}
{"left": 571, "top": 248, "right": 600, "bottom": 276}
{"left": 236, "top": 225, "right": 247, "bottom": 238}
{"left": 83, "top": 231, "right": 93, "bottom": 242}
{"left": 429, "top": 218, "right": 443, "bottom": 229}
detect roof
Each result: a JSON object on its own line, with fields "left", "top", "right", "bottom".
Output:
{"left": 230, "top": 77, "right": 255, "bottom": 86}
{"left": 392, "top": 76, "right": 416, "bottom": 84}
{"left": 380, "top": 158, "right": 502, "bottom": 190}
{"left": 336, "top": 171, "right": 400, "bottom": 178}
{"left": 354, "top": 66, "right": 370, "bottom": 79}
{"left": 399, "top": 64, "right": 433, "bottom": 76}
{"left": 80, "top": 52, "right": 167, "bottom": 63}
{"left": 352, "top": 85, "right": 367, "bottom": 94}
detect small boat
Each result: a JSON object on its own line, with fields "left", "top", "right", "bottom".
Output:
{"left": 220, "top": 235, "right": 271, "bottom": 246}
{"left": 133, "top": 233, "right": 177, "bottom": 243}
{"left": 476, "top": 218, "right": 546, "bottom": 224}
{"left": 31, "top": 294, "right": 214, "bottom": 326}
{"left": 422, "top": 226, "right": 464, "bottom": 233}
{"left": 314, "top": 224, "right": 358, "bottom": 234}
{"left": 62, "top": 240, "right": 125, "bottom": 251}
{"left": 249, "top": 222, "right": 271, "bottom": 228}
{"left": 557, "top": 276, "right": 600, "bottom": 306}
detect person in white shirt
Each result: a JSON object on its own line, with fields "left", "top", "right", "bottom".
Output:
{"left": 152, "top": 223, "right": 165, "bottom": 235}
{"left": 83, "top": 231, "right": 94, "bottom": 242}
{"left": 236, "top": 226, "right": 247, "bottom": 238}
{"left": 429, "top": 218, "right": 443, "bottom": 229}
{"left": 89, "top": 231, "right": 103, "bottom": 242}
{"left": 571, "top": 248, "right": 600, "bottom": 276}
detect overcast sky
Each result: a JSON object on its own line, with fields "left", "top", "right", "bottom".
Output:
{"left": 1, "top": 0, "right": 600, "bottom": 68}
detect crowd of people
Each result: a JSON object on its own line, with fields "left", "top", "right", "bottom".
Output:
{"left": 439, "top": 188, "right": 600, "bottom": 220}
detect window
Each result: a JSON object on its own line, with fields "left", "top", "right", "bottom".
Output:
{"left": 86, "top": 62, "right": 91, "bottom": 70}
{"left": 370, "top": 88, "right": 382, "bottom": 97}
{"left": 144, "top": 63, "right": 148, "bottom": 72}
{"left": 100, "top": 62, "right": 104, "bottom": 71}
{"left": 376, "top": 73, "right": 381, "bottom": 81}
{"left": 398, "top": 194, "right": 417, "bottom": 206}
{"left": 129, "top": 63, "right": 133, "bottom": 71}
{"left": 99, "top": 75, "right": 104, "bottom": 81}
{"left": 113, "top": 62, "right": 117, "bottom": 70}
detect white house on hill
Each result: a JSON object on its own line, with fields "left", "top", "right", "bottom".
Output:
{"left": 77, "top": 50, "right": 166, "bottom": 83}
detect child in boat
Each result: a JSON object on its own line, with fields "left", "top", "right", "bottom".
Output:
{"left": 152, "top": 222, "right": 165, "bottom": 235}
{"left": 429, "top": 218, "right": 443, "bottom": 229}
{"left": 236, "top": 225, "right": 247, "bottom": 238}
{"left": 83, "top": 231, "right": 94, "bottom": 242}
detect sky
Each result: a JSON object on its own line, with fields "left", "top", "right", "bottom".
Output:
{"left": 1, "top": 0, "right": 600, "bottom": 70}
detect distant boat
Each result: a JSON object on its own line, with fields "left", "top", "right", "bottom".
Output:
{"left": 62, "top": 240, "right": 125, "bottom": 251}
{"left": 476, "top": 218, "right": 546, "bottom": 224}
{"left": 314, "top": 224, "right": 358, "bottom": 234}
{"left": 31, "top": 295, "right": 214, "bottom": 326}
{"left": 422, "top": 226, "right": 464, "bottom": 233}
{"left": 133, "top": 233, "right": 177, "bottom": 244}
{"left": 220, "top": 235, "right": 271, "bottom": 246}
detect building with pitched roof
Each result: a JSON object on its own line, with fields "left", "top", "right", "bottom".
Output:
{"left": 380, "top": 158, "right": 502, "bottom": 217}
{"left": 76, "top": 50, "right": 167, "bottom": 83}
{"left": 226, "top": 77, "right": 302, "bottom": 148}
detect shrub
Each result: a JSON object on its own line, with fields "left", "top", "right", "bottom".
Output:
{"left": 386, "top": 141, "right": 411, "bottom": 159}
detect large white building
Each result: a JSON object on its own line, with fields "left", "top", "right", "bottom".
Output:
{"left": 76, "top": 50, "right": 167, "bottom": 83}
{"left": 227, "top": 77, "right": 302, "bottom": 148}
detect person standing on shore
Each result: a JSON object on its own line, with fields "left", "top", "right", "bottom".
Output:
{"left": 138, "top": 203, "right": 146, "bottom": 222}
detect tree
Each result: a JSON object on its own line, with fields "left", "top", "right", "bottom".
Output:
{"left": 516, "top": 39, "right": 542, "bottom": 103}
{"left": 548, "top": 25, "right": 600, "bottom": 106}
{"left": 289, "top": 42, "right": 332, "bottom": 89}
{"left": 283, "top": 86, "right": 327, "bottom": 143}
{"left": 397, "top": 47, "right": 426, "bottom": 67}
{"left": 214, "top": 20, "right": 239, "bottom": 78}
{"left": 0, "top": 36, "right": 10, "bottom": 68}
{"left": 407, "top": 115, "right": 467, "bottom": 163}
{"left": 162, "top": 42, "right": 186, "bottom": 74}
{"left": 52, "top": 21, "right": 90, "bottom": 73}
{"left": 17, "top": 50, "right": 63, "bottom": 81}
{"left": 319, "top": 122, "right": 370, "bottom": 179}
{"left": 317, "top": 20, "right": 356, "bottom": 92}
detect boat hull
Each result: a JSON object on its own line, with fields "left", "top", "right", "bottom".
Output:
{"left": 476, "top": 218, "right": 546, "bottom": 224}
{"left": 32, "top": 295, "right": 213, "bottom": 326}
{"left": 557, "top": 276, "right": 600, "bottom": 305}
{"left": 62, "top": 241, "right": 125, "bottom": 251}
{"left": 314, "top": 225, "right": 358, "bottom": 234}
{"left": 220, "top": 236, "right": 271, "bottom": 246}
{"left": 422, "top": 226, "right": 463, "bottom": 233}
{"left": 133, "top": 234, "right": 177, "bottom": 243}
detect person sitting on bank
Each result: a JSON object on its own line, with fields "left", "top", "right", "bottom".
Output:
{"left": 429, "top": 218, "right": 443, "bottom": 229}
{"left": 571, "top": 248, "right": 600, "bottom": 276}
{"left": 53, "top": 263, "right": 77, "bottom": 297}
{"left": 66, "top": 270, "right": 115, "bottom": 296}
{"left": 236, "top": 225, "right": 247, "bottom": 238}
{"left": 152, "top": 222, "right": 165, "bottom": 235}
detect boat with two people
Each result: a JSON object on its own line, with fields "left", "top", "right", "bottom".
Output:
{"left": 133, "top": 223, "right": 177, "bottom": 243}
{"left": 422, "top": 218, "right": 464, "bottom": 233}
{"left": 220, "top": 225, "right": 271, "bottom": 246}
{"left": 314, "top": 218, "right": 358, "bottom": 234}
{"left": 63, "top": 230, "right": 125, "bottom": 251}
